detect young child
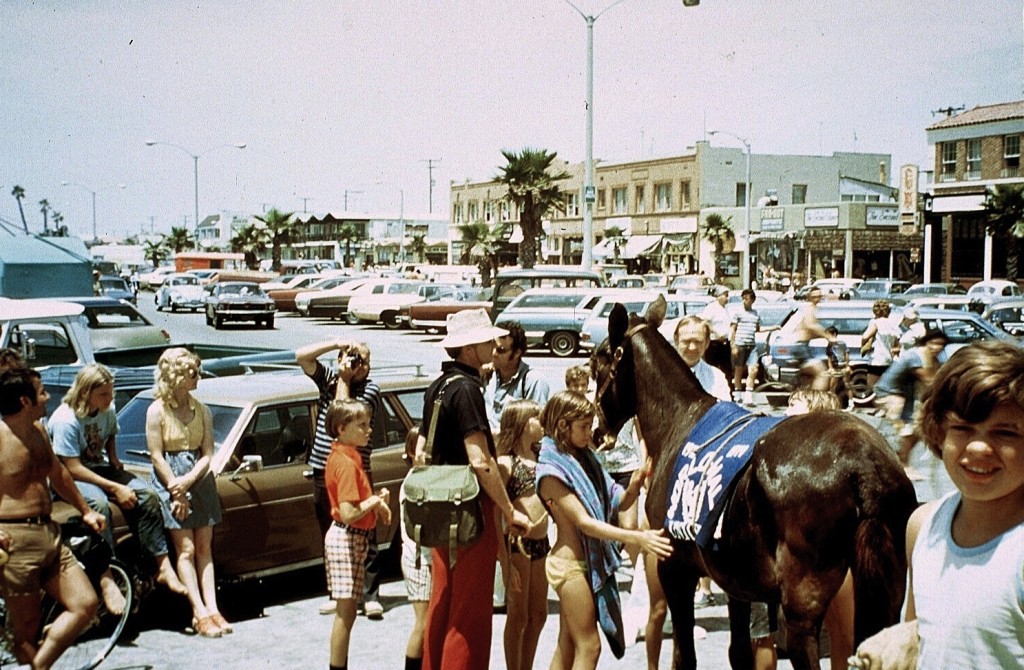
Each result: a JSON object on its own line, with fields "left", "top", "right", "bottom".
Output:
{"left": 536, "top": 391, "right": 673, "bottom": 670}
{"left": 851, "top": 340, "right": 1024, "bottom": 669}
{"left": 496, "top": 400, "right": 547, "bottom": 670}
{"left": 564, "top": 365, "right": 590, "bottom": 395}
{"left": 399, "top": 426, "right": 431, "bottom": 670}
{"left": 323, "top": 399, "right": 391, "bottom": 670}
{"left": 824, "top": 326, "right": 851, "bottom": 401}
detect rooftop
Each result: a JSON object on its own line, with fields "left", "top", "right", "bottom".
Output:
{"left": 927, "top": 100, "right": 1024, "bottom": 130}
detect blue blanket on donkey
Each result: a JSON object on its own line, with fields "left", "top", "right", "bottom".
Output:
{"left": 665, "top": 402, "right": 784, "bottom": 551}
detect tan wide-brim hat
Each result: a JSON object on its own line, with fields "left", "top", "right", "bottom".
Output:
{"left": 438, "top": 308, "right": 508, "bottom": 348}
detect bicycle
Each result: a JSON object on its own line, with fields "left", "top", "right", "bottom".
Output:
{"left": 0, "top": 521, "right": 134, "bottom": 670}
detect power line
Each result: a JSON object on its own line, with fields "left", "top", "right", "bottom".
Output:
{"left": 931, "top": 105, "right": 966, "bottom": 118}
{"left": 421, "top": 158, "right": 442, "bottom": 213}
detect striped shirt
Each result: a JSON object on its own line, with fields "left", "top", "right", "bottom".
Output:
{"left": 307, "top": 361, "right": 381, "bottom": 476}
{"left": 731, "top": 307, "right": 761, "bottom": 346}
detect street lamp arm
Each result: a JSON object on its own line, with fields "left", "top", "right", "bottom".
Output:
{"left": 561, "top": 0, "right": 629, "bottom": 20}
{"left": 144, "top": 139, "right": 197, "bottom": 160}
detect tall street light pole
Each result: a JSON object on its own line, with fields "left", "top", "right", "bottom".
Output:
{"left": 144, "top": 140, "right": 246, "bottom": 240}
{"left": 61, "top": 181, "right": 126, "bottom": 241}
{"left": 564, "top": 0, "right": 699, "bottom": 271}
{"left": 709, "top": 129, "right": 752, "bottom": 289}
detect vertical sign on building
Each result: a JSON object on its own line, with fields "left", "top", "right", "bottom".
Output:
{"left": 899, "top": 165, "right": 919, "bottom": 235}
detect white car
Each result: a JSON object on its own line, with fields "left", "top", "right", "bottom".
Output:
{"left": 136, "top": 266, "right": 177, "bottom": 290}
{"left": 293, "top": 279, "right": 369, "bottom": 319}
{"left": 348, "top": 282, "right": 455, "bottom": 329}
{"left": 966, "top": 279, "right": 1023, "bottom": 302}
{"left": 154, "top": 274, "right": 207, "bottom": 312}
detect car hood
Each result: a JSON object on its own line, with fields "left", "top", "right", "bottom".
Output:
{"left": 169, "top": 286, "right": 205, "bottom": 298}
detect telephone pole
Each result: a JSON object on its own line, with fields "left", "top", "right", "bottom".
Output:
{"left": 421, "top": 158, "right": 442, "bottom": 213}
{"left": 298, "top": 196, "right": 313, "bottom": 213}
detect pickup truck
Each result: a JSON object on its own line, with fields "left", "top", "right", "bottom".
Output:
{"left": 1, "top": 298, "right": 297, "bottom": 411}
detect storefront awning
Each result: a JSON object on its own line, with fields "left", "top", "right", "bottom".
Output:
{"left": 592, "top": 238, "right": 615, "bottom": 260}
{"left": 749, "top": 231, "right": 802, "bottom": 244}
{"left": 621, "top": 234, "right": 663, "bottom": 259}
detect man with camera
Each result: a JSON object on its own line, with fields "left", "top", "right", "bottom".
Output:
{"left": 296, "top": 339, "right": 385, "bottom": 619}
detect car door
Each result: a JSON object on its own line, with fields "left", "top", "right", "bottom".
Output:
{"left": 214, "top": 401, "right": 323, "bottom": 578}
{"left": 369, "top": 387, "right": 422, "bottom": 549}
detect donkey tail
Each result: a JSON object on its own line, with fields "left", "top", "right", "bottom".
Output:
{"left": 851, "top": 516, "right": 908, "bottom": 645}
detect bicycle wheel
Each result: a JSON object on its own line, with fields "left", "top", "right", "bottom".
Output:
{"left": 45, "top": 561, "right": 133, "bottom": 670}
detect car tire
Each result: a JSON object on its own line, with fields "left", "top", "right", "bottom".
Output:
{"left": 549, "top": 331, "right": 578, "bottom": 357}
{"left": 345, "top": 312, "right": 359, "bottom": 325}
{"left": 382, "top": 311, "right": 403, "bottom": 330}
{"left": 264, "top": 317, "right": 275, "bottom": 329}
{"left": 847, "top": 367, "right": 875, "bottom": 405}
{"left": 169, "top": 303, "right": 177, "bottom": 313}
{"left": 214, "top": 315, "right": 223, "bottom": 330}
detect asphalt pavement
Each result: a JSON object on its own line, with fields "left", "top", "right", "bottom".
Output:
{"left": 87, "top": 295, "right": 955, "bottom": 670}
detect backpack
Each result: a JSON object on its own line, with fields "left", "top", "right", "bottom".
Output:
{"left": 401, "top": 376, "right": 484, "bottom": 570}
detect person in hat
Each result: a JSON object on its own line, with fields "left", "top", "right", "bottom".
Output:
{"left": 699, "top": 286, "right": 734, "bottom": 385}
{"left": 416, "top": 308, "right": 532, "bottom": 670}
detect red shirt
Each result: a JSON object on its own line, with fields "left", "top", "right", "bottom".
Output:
{"left": 325, "top": 441, "right": 375, "bottom": 530}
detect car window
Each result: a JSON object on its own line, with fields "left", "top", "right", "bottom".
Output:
{"left": 87, "top": 306, "right": 150, "bottom": 329}
{"left": 9, "top": 322, "right": 78, "bottom": 367}
{"left": 513, "top": 294, "right": 585, "bottom": 309}
{"left": 820, "top": 318, "right": 871, "bottom": 335}
{"left": 597, "top": 301, "right": 646, "bottom": 318}
{"left": 376, "top": 398, "right": 406, "bottom": 448}
{"left": 927, "top": 318, "right": 988, "bottom": 344}
{"left": 238, "top": 404, "right": 313, "bottom": 467}
{"left": 388, "top": 283, "right": 422, "bottom": 295}
{"left": 392, "top": 389, "right": 425, "bottom": 427}
{"left": 115, "top": 397, "right": 243, "bottom": 465}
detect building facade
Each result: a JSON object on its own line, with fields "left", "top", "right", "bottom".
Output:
{"left": 925, "top": 100, "right": 1024, "bottom": 283}
{"left": 449, "top": 143, "right": 893, "bottom": 283}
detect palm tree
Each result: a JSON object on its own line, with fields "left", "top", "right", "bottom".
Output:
{"left": 984, "top": 184, "right": 1024, "bottom": 282}
{"left": 166, "top": 226, "right": 196, "bottom": 253}
{"left": 604, "top": 225, "right": 626, "bottom": 261}
{"left": 337, "top": 223, "right": 361, "bottom": 268}
{"left": 496, "top": 148, "right": 570, "bottom": 269}
{"left": 409, "top": 234, "right": 427, "bottom": 263}
{"left": 255, "top": 208, "right": 298, "bottom": 272}
{"left": 11, "top": 185, "right": 27, "bottom": 232}
{"left": 458, "top": 221, "right": 506, "bottom": 287}
{"left": 230, "top": 224, "right": 270, "bottom": 270}
{"left": 51, "top": 210, "right": 67, "bottom": 237}
{"left": 701, "top": 213, "right": 736, "bottom": 282}
{"left": 143, "top": 239, "right": 169, "bottom": 267}
{"left": 39, "top": 199, "right": 50, "bottom": 233}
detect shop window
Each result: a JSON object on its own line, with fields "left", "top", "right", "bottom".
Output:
{"left": 655, "top": 182, "right": 672, "bottom": 211}
{"left": 735, "top": 182, "right": 747, "bottom": 207}
{"left": 612, "top": 187, "right": 628, "bottom": 214}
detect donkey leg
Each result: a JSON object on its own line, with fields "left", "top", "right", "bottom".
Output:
{"left": 658, "top": 558, "right": 699, "bottom": 670}
{"left": 777, "top": 566, "right": 846, "bottom": 670}
{"left": 725, "top": 597, "right": 753, "bottom": 670}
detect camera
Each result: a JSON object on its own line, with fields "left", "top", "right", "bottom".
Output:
{"left": 348, "top": 352, "right": 365, "bottom": 369}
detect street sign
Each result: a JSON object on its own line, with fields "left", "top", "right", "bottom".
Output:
{"left": 584, "top": 186, "right": 596, "bottom": 203}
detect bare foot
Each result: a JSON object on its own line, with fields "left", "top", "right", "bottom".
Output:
{"left": 156, "top": 565, "right": 188, "bottom": 595}
{"left": 100, "top": 570, "right": 126, "bottom": 616}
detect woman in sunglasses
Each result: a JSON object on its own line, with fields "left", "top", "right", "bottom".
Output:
{"left": 147, "top": 347, "right": 228, "bottom": 638}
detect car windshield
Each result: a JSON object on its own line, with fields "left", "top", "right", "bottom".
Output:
{"left": 171, "top": 276, "right": 200, "bottom": 286}
{"left": 115, "top": 396, "right": 242, "bottom": 465}
{"left": 100, "top": 279, "right": 129, "bottom": 291}
{"left": 388, "top": 283, "right": 423, "bottom": 295}
{"left": 220, "top": 283, "right": 262, "bottom": 296}
{"left": 86, "top": 305, "right": 151, "bottom": 329}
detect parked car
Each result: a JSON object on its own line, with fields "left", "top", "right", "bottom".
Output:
{"left": 983, "top": 298, "right": 1024, "bottom": 338}
{"left": 96, "top": 275, "right": 137, "bottom": 304}
{"left": 901, "top": 282, "right": 967, "bottom": 297}
{"left": 260, "top": 273, "right": 325, "bottom": 293}
{"left": 581, "top": 291, "right": 715, "bottom": 352}
{"left": 348, "top": 282, "right": 458, "bottom": 329}
{"left": 107, "top": 367, "right": 428, "bottom": 582}
{"left": 609, "top": 275, "right": 647, "bottom": 289}
{"left": 966, "top": 279, "right": 1023, "bottom": 303}
{"left": 846, "top": 279, "right": 911, "bottom": 302}
{"left": 185, "top": 269, "right": 221, "bottom": 285}
{"left": 490, "top": 267, "right": 604, "bottom": 321}
{"left": 267, "top": 275, "right": 357, "bottom": 312}
{"left": 666, "top": 274, "right": 714, "bottom": 294}
{"left": 62, "top": 296, "right": 171, "bottom": 351}
{"left": 293, "top": 278, "right": 371, "bottom": 319}
{"left": 808, "top": 278, "right": 863, "bottom": 300}
{"left": 405, "top": 287, "right": 491, "bottom": 333}
{"left": 155, "top": 273, "right": 207, "bottom": 312}
{"left": 136, "top": 265, "right": 177, "bottom": 290}
{"left": 204, "top": 281, "right": 277, "bottom": 329}
{"left": 496, "top": 287, "right": 619, "bottom": 357}
{"left": 905, "top": 295, "right": 985, "bottom": 314}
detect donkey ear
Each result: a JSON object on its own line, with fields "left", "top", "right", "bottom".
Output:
{"left": 608, "top": 302, "right": 628, "bottom": 349}
{"left": 646, "top": 294, "right": 667, "bottom": 328}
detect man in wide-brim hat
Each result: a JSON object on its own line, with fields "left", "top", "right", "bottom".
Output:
{"left": 417, "top": 308, "right": 530, "bottom": 670}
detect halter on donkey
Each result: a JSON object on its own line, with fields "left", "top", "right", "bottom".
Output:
{"left": 591, "top": 296, "right": 918, "bottom": 670}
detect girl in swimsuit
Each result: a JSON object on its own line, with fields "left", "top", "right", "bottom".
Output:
{"left": 496, "top": 400, "right": 546, "bottom": 670}
{"left": 146, "top": 348, "right": 227, "bottom": 638}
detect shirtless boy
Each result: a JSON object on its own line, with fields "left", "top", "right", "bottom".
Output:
{"left": 0, "top": 367, "right": 106, "bottom": 670}
{"left": 790, "top": 288, "right": 834, "bottom": 391}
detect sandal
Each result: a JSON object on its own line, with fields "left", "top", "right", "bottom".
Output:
{"left": 193, "top": 616, "right": 222, "bottom": 638}
{"left": 210, "top": 612, "right": 233, "bottom": 634}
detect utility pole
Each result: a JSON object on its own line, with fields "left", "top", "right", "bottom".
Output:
{"left": 299, "top": 196, "right": 313, "bottom": 213}
{"left": 343, "top": 190, "right": 363, "bottom": 211}
{"left": 931, "top": 105, "right": 966, "bottom": 118}
{"left": 421, "top": 158, "right": 442, "bottom": 213}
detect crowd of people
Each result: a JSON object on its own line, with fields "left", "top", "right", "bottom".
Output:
{"left": 1, "top": 284, "right": 1021, "bottom": 670}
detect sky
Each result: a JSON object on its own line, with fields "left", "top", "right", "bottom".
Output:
{"left": 2, "top": 0, "right": 1021, "bottom": 241}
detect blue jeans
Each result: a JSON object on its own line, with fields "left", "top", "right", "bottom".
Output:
{"left": 75, "top": 465, "right": 169, "bottom": 559}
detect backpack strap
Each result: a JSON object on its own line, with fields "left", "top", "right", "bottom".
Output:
{"left": 422, "top": 375, "right": 461, "bottom": 466}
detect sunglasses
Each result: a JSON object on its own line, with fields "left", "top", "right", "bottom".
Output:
{"left": 186, "top": 368, "right": 200, "bottom": 379}
{"left": 494, "top": 345, "right": 511, "bottom": 355}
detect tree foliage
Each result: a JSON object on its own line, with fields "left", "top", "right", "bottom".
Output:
{"left": 11, "top": 185, "right": 27, "bottom": 232}
{"left": 701, "top": 213, "right": 736, "bottom": 281}
{"left": 409, "top": 234, "right": 427, "bottom": 263}
{"left": 230, "top": 224, "right": 270, "bottom": 270}
{"left": 604, "top": 225, "right": 626, "bottom": 261}
{"left": 39, "top": 199, "right": 50, "bottom": 233}
{"left": 984, "top": 184, "right": 1024, "bottom": 282}
{"left": 337, "top": 223, "right": 361, "bottom": 268}
{"left": 166, "top": 226, "right": 196, "bottom": 253}
{"left": 496, "top": 148, "right": 570, "bottom": 268}
{"left": 458, "top": 221, "right": 507, "bottom": 288}
{"left": 143, "top": 239, "right": 169, "bottom": 267}
{"left": 255, "top": 208, "right": 298, "bottom": 272}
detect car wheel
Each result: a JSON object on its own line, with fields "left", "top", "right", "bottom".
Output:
{"left": 205, "top": 309, "right": 212, "bottom": 326}
{"left": 549, "top": 331, "right": 578, "bottom": 357}
{"left": 345, "top": 312, "right": 359, "bottom": 325}
{"left": 214, "top": 315, "right": 223, "bottom": 330}
{"left": 264, "top": 316, "right": 275, "bottom": 329}
{"left": 847, "top": 367, "right": 875, "bottom": 405}
{"left": 382, "top": 311, "right": 402, "bottom": 330}
{"left": 170, "top": 303, "right": 177, "bottom": 313}
{"left": 191, "top": 308, "right": 198, "bottom": 313}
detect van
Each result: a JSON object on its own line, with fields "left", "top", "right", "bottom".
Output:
{"left": 490, "top": 266, "right": 604, "bottom": 321}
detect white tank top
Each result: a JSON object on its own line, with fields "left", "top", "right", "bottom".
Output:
{"left": 912, "top": 492, "right": 1024, "bottom": 669}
